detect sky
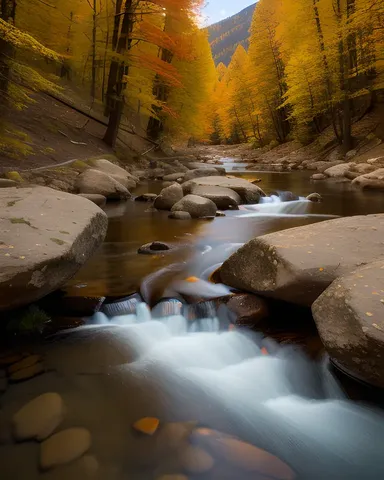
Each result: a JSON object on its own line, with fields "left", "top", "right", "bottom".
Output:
{"left": 202, "top": 0, "right": 255, "bottom": 25}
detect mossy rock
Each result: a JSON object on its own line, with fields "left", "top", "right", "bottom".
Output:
{"left": 70, "top": 160, "right": 89, "bottom": 172}
{"left": 5, "top": 171, "right": 24, "bottom": 183}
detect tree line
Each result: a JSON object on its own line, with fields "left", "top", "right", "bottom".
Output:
{"left": 208, "top": 0, "right": 384, "bottom": 152}
{"left": 0, "top": 0, "right": 215, "bottom": 148}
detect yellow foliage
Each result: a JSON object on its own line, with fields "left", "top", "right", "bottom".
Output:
{"left": 5, "top": 171, "right": 24, "bottom": 182}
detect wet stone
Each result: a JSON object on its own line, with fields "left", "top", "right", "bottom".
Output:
{"left": 9, "top": 362, "right": 44, "bottom": 382}
{"left": 180, "top": 445, "right": 214, "bottom": 474}
{"left": 40, "top": 427, "right": 92, "bottom": 470}
{"left": 138, "top": 242, "right": 171, "bottom": 254}
{"left": 7, "top": 354, "right": 42, "bottom": 375}
{"left": 12, "top": 392, "right": 64, "bottom": 441}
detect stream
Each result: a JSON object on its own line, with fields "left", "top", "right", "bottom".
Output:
{"left": 1, "top": 160, "right": 384, "bottom": 480}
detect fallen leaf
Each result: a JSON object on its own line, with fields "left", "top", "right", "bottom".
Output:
{"left": 185, "top": 276, "right": 199, "bottom": 283}
{"left": 133, "top": 417, "right": 160, "bottom": 436}
{"left": 319, "top": 268, "right": 324, "bottom": 272}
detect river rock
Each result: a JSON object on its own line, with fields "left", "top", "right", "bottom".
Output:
{"left": 78, "top": 193, "right": 107, "bottom": 207}
{"left": 8, "top": 354, "right": 41, "bottom": 374}
{"left": 40, "top": 427, "right": 92, "bottom": 470}
{"left": 220, "top": 214, "right": 384, "bottom": 306}
{"left": 271, "top": 191, "right": 299, "bottom": 202}
{"left": 0, "top": 187, "right": 108, "bottom": 310}
{"left": 9, "top": 362, "right": 44, "bottom": 381}
{"left": 367, "top": 156, "right": 384, "bottom": 168}
{"left": 135, "top": 193, "right": 157, "bottom": 202}
{"left": 169, "top": 211, "right": 192, "bottom": 220}
{"left": 323, "top": 162, "right": 355, "bottom": 177}
{"left": 187, "top": 163, "right": 226, "bottom": 175}
{"left": 311, "top": 173, "right": 327, "bottom": 181}
{"left": 316, "top": 160, "right": 344, "bottom": 173}
{"left": 306, "top": 193, "right": 322, "bottom": 202}
{"left": 0, "top": 179, "right": 17, "bottom": 188}
{"left": 192, "top": 428, "right": 295, "bottom": 479}
{"left": 91, "top": 158, "right": 136, "bottom": 186}
{"left": 190, "top": 185, "right": 241, "bottom": 209}
{"left": 12, "top": 392, "right": 64, "bottom": 441}
{"left": 138, "top": 241, "right": 170, "bottom": 255}
{"left": 182, "top": 176, "right": 265, "bottom": 204}
{"left": 163, "top": 173, "right": 185, "bottom": 182}
{"left": 312, "top": 261, "right": 384, "bottom": 388}
{"left": 352, "top": 168, "right": 384, "bottom": 190}
{"left": 154, "top": 183, "right": 184, "bottom": 210}
{"left": 184, "top": 168, "right": 224, "bottom": 182}
{"left": 171, "top": 195, "right": 217, "bottom": 219}
{"left": 225, "top": 294, "right": 268, "bottom": 327}
{"left": 180, "top": 446, "right": 214, "bottom": 474}
{"left": 107, "top": 173, "right": 136, "bottom": 190}
{"left": 76, "top": 169, "right": 131, "bottom": 200}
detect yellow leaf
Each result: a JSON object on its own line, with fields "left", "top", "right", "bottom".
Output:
{"left": 133, "top": 417, "right": 160, "bottom": 436}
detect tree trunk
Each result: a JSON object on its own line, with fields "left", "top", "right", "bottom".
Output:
{"left": 91, "top": 0, "right": 97, "bottom": 99}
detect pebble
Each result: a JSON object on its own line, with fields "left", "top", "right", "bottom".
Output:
{"left": 192, "top": 428, "right": 295, "bottom": 479}
{"left": 12, "top": 392, "right": 64, "bottom": 441}
{"left": 133, "top": 417, "right": 160, "bottom": 435}
{"left": 180, "top": 445, "right": 214, "bottom": 474}
{"left": 9, "top": 362, "right": 44, "bottom": 382}
{"left": 40, "top": 427, "right": 92, "bottom": 470}
{"left": 8, "top": 354, "right": 42, "bottom": 375}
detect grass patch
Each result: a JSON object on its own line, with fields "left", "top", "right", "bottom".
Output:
{"left": 70, "top": 160, "right": 89, "bottom": 171}
{"left": 50, "top": 237, "right": 65, "bottom": 245}
{"left": 41, "top": 146, "right": 55, "bottom": 154}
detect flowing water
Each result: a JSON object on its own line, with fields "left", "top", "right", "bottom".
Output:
{"left": 2, "top": 161, "right": 384, "bottom": 479}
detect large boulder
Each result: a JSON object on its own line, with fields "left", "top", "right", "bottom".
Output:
{"left": 323, "top": 162, "right": 355, "bottom": 177}
{"left": 91, "top": 158, "right": 137, "bottom": 188}
{"left": 75, "top": 169, "right": 131, "bottom": 200}
{"left": 345, "top": 163, "right": 376, "bottom": 180}
{"left": 186, "top": 163, "right": 226, "bottom": 175}
{"left": 220, "top": 214, "right": 384, "bottom": 306}
{"left": 154, "top": 183, "right": 184, "bottom": 210}
{"left": 312, "top": 261, "right": 384, "bottom": 388}
{"left": 183, "top": 168, "right": 225, "bottom": 182}
{"left": 182, "top": 176, "right": 265, "bottom": 204}
{"left": 171, "top": 195, "right": 217, "bottom": 219}
{"left": 190, "top": 185, "right": 241, "bottom": 210}
{"left": 0, "top": 187, "right": 108, "bottom": 310}
{"left": 352, "top": 168, "right": 384, "bottom": 190}
{"left": 163, "top": 173, "right": 185, "bottom": 182}
{"left": 367, "top": 156, "right": 384, "bottom": 168}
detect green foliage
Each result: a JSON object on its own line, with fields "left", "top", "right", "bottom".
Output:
{"left": 70, "top": 160, "right": 89, "bottom": 171}
{"left": 6, "top": 305, "right": 51, "bottom": 335}
{"left": 5, "top": 171, "right": 24, "bottom": 182}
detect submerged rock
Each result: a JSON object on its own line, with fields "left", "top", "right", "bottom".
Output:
{"left": 220, "top": 214, "right": 384, "bottom": 306}
{"left": 169, "top": 211, "right": 192, "bottom": 220}
{"left": 138, "top": 241, "right": 171, "bottom": 255}
{"left": 135, "top": 193, "right": 157, "bottom": 202}
{"left": 171, "top": 195, "right": 217, "bottom": 219}
{"left": 76, "top": 169, "right": 131, "bottom": 200}
{"left": 154, "top": 183, "right": 184, "bottom": 210}
{"left": 312, "top": 261, "right": 384, "bottom": 388}
{"left": 182, "top": 176, "right": 265, "bottom": 204}
{"left": 12, "top": 392, "right": 64, "bottom": 441}
{"left": 78, "top": 193, "right": 107, "bottom": 207}
{"left": 225, "top": 293, "right": 268, "bottom": 327}
{"left": 0, "top": 187, "right": 108, "bottom": 310}
{"left": 306, "top": 192, "right": 322, "bottom": 202}
{"left": 40, "top": 427, "right": 92, "bottom": 470}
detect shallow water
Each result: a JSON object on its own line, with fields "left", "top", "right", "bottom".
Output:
{"left": 65, "top": 166, "right": 384, "bottom": 298}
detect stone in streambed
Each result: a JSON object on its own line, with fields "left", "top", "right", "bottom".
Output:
{"left": 323, "top": 162, "right": 355, "bottom": 177}
{"left": 9, "top": 362, "right": 44, "bottom": 382}
{"left": 135, "top": 193, "right": 158, "bottom": 202}
{"left": 40, "top": 427, "right": 91, "bottom": 470}
{"left": 225, "top": 294, "right": 268, "bottom": 327}
{"left": 0, "top": 187, "right": 108, "bottom": 310}
{"left": 180, "top": 445, "right": 214, "bottom": 474}
{"left": 352, "top": 168, "right": 384, "bottom": 190}
{"left": 311, "top": 173, "right": 327, "bottom": 181}
{"left": 191, "top": 428, "right": 295, "bottom": 479}
{"left": 8, "top": 354, "right": 42, "bottom": 374}
{"left": 169, "top": 211, "right": 192, "bottom": 220}
{"left": 190, "top": 185, "right": 241, "bottom": 210}
{"left": 312, "top": 260, "right": 384, "bottom": 388}
{"left": 163, "top": 173, "right": 186, "bottom": 182}
{"left": 184, "top": 168, "right": 224, "bottom": 182}
{"left": 138, "top": 242, "right": 170, "bottom": 255}
{"left": 12, "top": 392, "right": 64, "bottom": 441}
{"left": 306, "top": 192, "right": 322, "bottom": 202}
{"left": 220, "top": 214, "right": 384, "bottom": 306}
{"left": 171, "top": 195, "right": 217, "bottom": 219}
{"left": 78, "top": 193, "right": 107, "bottom": 207}
{"left": 154, "top": 183, "right": 184, "bottom": 210}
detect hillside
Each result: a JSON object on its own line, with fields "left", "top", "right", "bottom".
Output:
{"left": 208, "top": 3, "right": 257, "bottom": 66}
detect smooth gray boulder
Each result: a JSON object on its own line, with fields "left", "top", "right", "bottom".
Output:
{"left": 187, "top": 163, "right": 226, "bottom": 175}
{"left": 190, "top": 185, "right": 241, "bottom": 210}
{"left": 163, "top": 173, "right": 185, "bottom": 182}
{"left": 154, "top": 183, "right": 184, "bottom": 210}
{"left": 75, "top": 169, "right": 131, "bottom": 200}
{"left": 171, "top": 195, "right": 217, "bottom": 219}
{"left": 312, "top": 261, "right": 384, "bottom": 388}
{"left": 0, "top": 187, "right": 108, "bottom": 310}
{"left": 183, "top": 168, "right": 225, "bottom": 183}
{"left": 78, "top": 193, "right": 107, "bottom": 207}
{"left": 220, "top": 214, "right": 384, "bottom": 306}
{"left": 182, "top": 176, "right": 265, "bottom": 204}
{"left": 169, "top": 211, "right": 192, "bottom": 220}
{"left": 324, "top": 162, "right": 355, "bottom": 177}
{"left": 352, "top": 168, "right": 384, "bottom": 190}
{"left": 91, "top": 158, "right": 137, "bottom": 187}
{"left": 311, "top": 173, "right": 327, "bottom": 181}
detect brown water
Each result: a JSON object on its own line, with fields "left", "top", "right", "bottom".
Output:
{"left": 65, "top": 167, "right": 384, "bottom": 297}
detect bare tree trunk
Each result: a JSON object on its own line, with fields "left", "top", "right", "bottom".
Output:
{"left": 91, "top": 0, "right": 97, "bottom": 99}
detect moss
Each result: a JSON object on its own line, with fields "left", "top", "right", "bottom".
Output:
{"left": 10, "top": 217, "right": 31, "bottom": 226}
{"left": 50, "top": 237, "right": 65, "bottom": 245}
{"left": 5, "top": 171, "right": 24, "bottom": 183}
{"left": 42, "top": 146, "right": 55, "bottom": 154}
{"left": 70, "top": 160, "right": 89, "bottom": 171}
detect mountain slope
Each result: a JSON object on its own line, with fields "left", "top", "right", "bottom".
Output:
{"left": 207, "top": 4, "right": 257, "bottom": 66}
